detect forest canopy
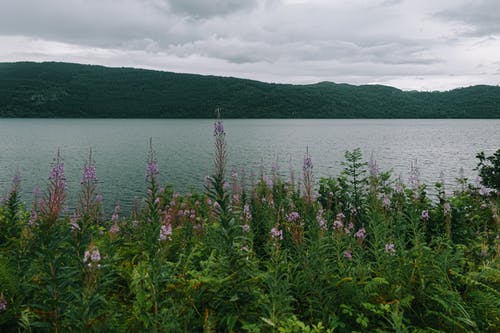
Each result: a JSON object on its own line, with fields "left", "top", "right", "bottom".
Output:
{"left": 0, "top": 61, "right": 499, "bottom": 118}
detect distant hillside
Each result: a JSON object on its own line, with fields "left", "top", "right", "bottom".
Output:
{"left": 0, "top": 62, "right": 499, "bottom": 118}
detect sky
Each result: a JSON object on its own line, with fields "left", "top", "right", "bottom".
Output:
{"left": 0, "top": 0, "right": 499, "bottom": 91}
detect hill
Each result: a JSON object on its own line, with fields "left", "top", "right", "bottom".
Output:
{"left": 0, "top": 61, "right": 499, "bottom": 118}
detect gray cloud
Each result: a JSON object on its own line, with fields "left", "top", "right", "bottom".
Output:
{"left": 0, "top": 0, "right": 498, "bottom": 90}
{"left": 167, "top": 0, "right": 259, "bottom": 18}
{"left": 436, "top": 0, "right": 500, "bottom": 36}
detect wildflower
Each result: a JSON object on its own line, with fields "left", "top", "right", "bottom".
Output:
{"left": 109, "top": 222, "right": 120, "bottom": 235}
{"left": 421, "top": 210, "right": 429, "bottom": 220}
{"left": 241, "top": 245, "right": 249, "bottom": 252}
{"left": 70, "top": 213, "right": 80, "bottom": 231}
{"left": 243, "top": 204, "right": 252, "bottom": 221}
{"left": 159, "top": 224, "right": 172, "bottom": 241}
{"left": 333, "top": 219, "right": 343, "bottom": 230}
{"left": 344, "top": 221, "right": 354, "bottom": 235}
{"left": 479, "top": 185, "right": 490, "bottom": 196}
{"left": 81, "top": 165, "right": 97, "bottom": 183}
{"left": 385, "top": 242, "right": 396, "bottom": 255}
{"left": 316, "top": 209, "right": 328, "bottom": 231}
{"left": 95, "top": 194, "right": 103, "bottom": 202}
{"left": 264, "top": 176, "right": 273, "bottom": 187}
{"left": 408, "top": 162, "right": 420, "bottom": 189}
{"left": 395, "top": 182, "right": 403, "bottom": 194}
{"left": 1, "top": 196, "right": 7, "bottom": 205}
{"left": 28, "top": 210, "right": 38, "bottom": 226}
{"left": 271, "top": 226, "right": 283, "bottom": 241}
{"left": 343, "top": 250, "right": 353, "bottom": 260}
{"left": 242, "top": 223, "right": 250, "bottom": 233}
{"left": 49, "top": 162, "right": 65, "bottom": 182}
{"left": 354, "top": 227, "right": 366, "bottom": 240}
{"left": 111, "top": 204, "right": 120, "bottom": 222}
{"left": 303, "top": 154, "right": 313, "bottom": 171}
{"left": 0, "top": 293, "right": 7, "bottom": 312}
{"left": 368, "top": 155, "right": 379, "bottom": 178}
{"left": 382, "top": 195, "right": 391, "bottom": 209}
{"left": 443, "top": 202, "right": 451, "bottom": 216}
{"left": 83, "top": 246, "right": 101, "bottom": 268}
{"left": 214, "top": 118, "right": 225, "bottom": 136}
{"left": 223, "top": 181, "right": 230, "bottom": 190}
{"left": 154, "top": 197, "right": 160, "bottom": 205}
{"left": 303, "top": 148, "right": 314, "bottom": 203}
{"left": 287, "top": 211, "right": 300, "bottom": 223}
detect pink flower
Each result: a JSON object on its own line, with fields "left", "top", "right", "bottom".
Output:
{"left": 354, "top": 227, "right": 366, "bottom": 240}
{"left": 343, "top": 250, "right": 352, "bottom": 260}
{"left": 271, "top": 226, "right": 283, "bottom": 241}
{"left": 421, "top": 210, "right": 429, "bottom": 220}
{"left": 385, "top": 242, "right": 396, "bottom": 255}
{"left": 159, "top": 224, "right": 172, "bottom": 241}
{"left": 287, "top": 211, "right": 300, "bottom": 223}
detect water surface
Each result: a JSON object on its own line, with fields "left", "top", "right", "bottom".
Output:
{"left": 0, "top": 119, "right": 498, "bottom": 212}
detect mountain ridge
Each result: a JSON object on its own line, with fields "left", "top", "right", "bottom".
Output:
{"left": 0, "top": 61, "right": 499, "bottom": 118}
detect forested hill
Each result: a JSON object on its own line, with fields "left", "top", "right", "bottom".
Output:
{"left": 1, "top": 61, "right": 499, "bottom": 118}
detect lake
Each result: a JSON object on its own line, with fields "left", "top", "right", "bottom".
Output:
{"left": 0, "top": 119, "right": 498, "bottom": 213}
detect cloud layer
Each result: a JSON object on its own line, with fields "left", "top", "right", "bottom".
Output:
{"left": 1, "top": 0, "right": 499, "bottom": 90}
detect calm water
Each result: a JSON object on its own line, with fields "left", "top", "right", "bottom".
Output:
{"left": 0, "top": 119, "right": 498, "bottom": 213}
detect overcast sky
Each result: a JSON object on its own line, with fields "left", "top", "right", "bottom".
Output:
{"left": 1, "top": 0, "right": 499, "bottom": 91}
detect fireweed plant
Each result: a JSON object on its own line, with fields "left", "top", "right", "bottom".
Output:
{"left": 0, "top": 120, "right": 499, "bottom": 332}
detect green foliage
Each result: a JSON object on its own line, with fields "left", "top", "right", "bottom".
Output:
{"left": 475, "top": 149, "right": 500, "bottom": 192}
{"left": 0, "top": 147, "right": 499, "bottom": 332}
{"left": 1, "top": 62, "right": 500, "bottom": 118}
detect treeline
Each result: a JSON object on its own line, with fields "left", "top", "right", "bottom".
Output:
{"left": 0, "top": 61, "right": 499, "bottom": 118}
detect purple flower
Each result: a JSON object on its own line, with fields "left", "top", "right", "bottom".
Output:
{"left": 70, "top": 213, "right": 80, "bottom": 231}
{"left": 242, "top": 223, "right": 250, "bottom": 233}
{"left": 368, "top": 156, "right": 379, "bottom": 177}
{"left": 271, "top": 226, "right": 283, "bottom": 241}
{"left": 421, "top": 210, "right": 429, "bottom": 220}
{"left": 146, "top": 160, "right": 159, "bottom": 179}
{"left": 159, "top": 224, "right": 172, "bottom": 241}
{"left": 83, "top": 247, "right": 101, "bottom": 268}
{"left": 82, "top": 165, "right": 97, "bottom": 183}
{"left": 49, "top": 162, "right": 65, "bottom": 181}
{"left": 316, "top": 209, "right": 327, "bottom": 231}
{"left": 343, "top": 250, "right": 353, "bottom": 260}
{"left": 385, "top": 242, "right": 396, "bottom": 255}
{"left": 479, "top": 185, "right": 490, "bottom": 196}
{"left": 111, "top": 204, "right": 120, "bottom": 222}
{"left": 109, "top": 222, "right": 120, "bottom": 235}
{"left": 287, "top": 211, "right": 300, "bottom": 223}
{"left": 395, "top": 182, "right": 403, "bottom": 194}
{"left": 95, "top": 194, "right": 103, "bottom": 202}
{"left": 264, "top": 176, "right": 273, "bottom": 187}
{"left": 333, "top": 219, "right": 343, "bottom": 230}
{"left": 303, "top": 155, "right": 313, "bottom": 171}
{"left": 214, "top": 119, "right": 225, "bottom": 136}
{"left": 28, "top": 210, "right": 38, "bottom": 226}
{"left": 354, "top": 227, "right": 366, "bottom": 240}
{"left": 12, "top": 172, "right": 21, "bottom": 185}
{"left": 0, "top": 293, "right": 7, "bottom": 312}
{"left": 382, "top": 195, "right": 391, "bottom": 209}
{"left": 243, "top": 204, "right": 252, "bottom": 221}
